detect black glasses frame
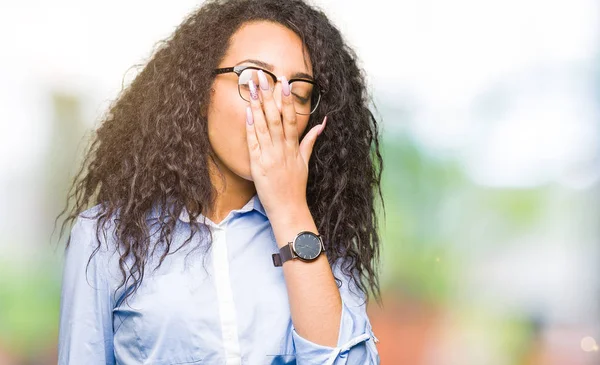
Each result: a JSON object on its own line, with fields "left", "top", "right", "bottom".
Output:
{"left": 213, "top": 65, "right": 322, "bottom": 115}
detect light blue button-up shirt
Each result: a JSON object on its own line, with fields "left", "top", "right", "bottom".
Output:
{"left": 58, "top": 193, "right": 380, "bottom": 364}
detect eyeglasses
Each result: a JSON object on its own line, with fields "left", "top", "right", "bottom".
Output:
{"left": 213, "top": 65, "right": 322, "bottom": 115}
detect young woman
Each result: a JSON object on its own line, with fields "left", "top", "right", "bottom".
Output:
{"left": 57, "top": 0, "right": 384, "bottom": 364}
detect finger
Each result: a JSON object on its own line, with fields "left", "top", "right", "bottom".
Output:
{"left": 248, "top": 78, "right": 273, "bottom": 150}
{"left": 299, "top": 116, "right": 327, "bottom": 165}
{"left": 245, "top": 106, "right": 261, "bottom": 162}
{"left": 257, "top": 70, "right": 284, "bottom": 148}
{"left": 279, "top": 76, "right": 299, "bottom": 149}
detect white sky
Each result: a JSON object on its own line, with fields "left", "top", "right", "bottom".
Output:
{"left": 0, "top": 0, "right": 598, "bottom": 188}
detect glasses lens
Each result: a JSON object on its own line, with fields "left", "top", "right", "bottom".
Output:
{"left": 238, "top": 68, "right": 274, "bottom": 102}
{"left": 290, "top": 80, "right": 321, "bottom": 115}
{"left": 237, "top": 68, "right": 321, "bottom": 115}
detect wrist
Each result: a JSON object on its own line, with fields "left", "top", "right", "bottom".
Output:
{"left": 269, "top": 205, "right": 318, "bottom": 249}
{"left": 268, "top": 203, "right": 311, "bottom": 228}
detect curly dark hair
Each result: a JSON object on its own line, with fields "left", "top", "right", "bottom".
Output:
{"left": 56, "top": 0, "right": 385, "bottom": 307}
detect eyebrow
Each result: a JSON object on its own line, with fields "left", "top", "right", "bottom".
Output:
{"left": 235, "top": 58, "right": 314, "bottom": 80}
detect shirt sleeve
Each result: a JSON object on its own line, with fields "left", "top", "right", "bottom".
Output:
{"left": 291, "top": 258, "right": 381, "bottom": 365}
{"left": 58, "top": 216, "right": 116, "bottom": 364}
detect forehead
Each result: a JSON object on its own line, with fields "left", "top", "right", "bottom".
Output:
{"left": 220, "top": 20, "right": 313, "bottom": 76}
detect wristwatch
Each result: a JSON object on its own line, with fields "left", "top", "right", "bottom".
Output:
{"left": 272, "top": 231, "right": 324, "bottom": 267}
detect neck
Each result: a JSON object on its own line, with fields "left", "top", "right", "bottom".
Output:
{"left": 187, "top": 154, "right": 256, "bottom": 225}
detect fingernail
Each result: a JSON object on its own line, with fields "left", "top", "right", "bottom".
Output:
{"left": 281, "top": 76, "right": 290, "bottom": 96}
{"left": 317, "top": 116, "right": 327, "bottom": 136}
{"left": 248, "top": 79, "right": 258, "bottom": 100}
{"left": 246, "top": 106, "right": 254, "bottom": 125}
{"left": 257, "top": 70, "right": 270, "bottom": 91}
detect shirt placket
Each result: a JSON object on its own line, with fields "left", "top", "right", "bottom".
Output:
{"left": 210, "top": 222, "right": 243, "bottom": 365}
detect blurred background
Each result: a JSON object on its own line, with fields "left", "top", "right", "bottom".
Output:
{"left": 0, "top": 0, "right": 598, "bottom": 364}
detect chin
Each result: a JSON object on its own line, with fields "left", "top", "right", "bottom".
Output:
{"left": 240, "top": 170, "right": 254, "bottom": 182}
{"left": 233, "top": 163, "right": 254, "bottom": 182}
{"left": 239, "top": 173, "right": 254, "bottom": 182}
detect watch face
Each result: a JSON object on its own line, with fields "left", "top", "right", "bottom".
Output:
{"left": 293, "top": 232, "right": 322, "bottom": 260}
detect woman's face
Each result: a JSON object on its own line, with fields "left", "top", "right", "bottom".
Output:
{"left": 207, "top": 20, "right": 313, "bottom": 182}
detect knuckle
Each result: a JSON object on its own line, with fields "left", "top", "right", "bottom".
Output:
{"left": 285, "top": 113, "right": 297, "bottom": 124}
{"left": 269, "top": 115, "right": 282, "bottom": 126}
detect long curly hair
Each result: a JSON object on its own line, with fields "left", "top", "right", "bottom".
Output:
{"left": 56, "top": 0, "right": 385, "bottom": 306}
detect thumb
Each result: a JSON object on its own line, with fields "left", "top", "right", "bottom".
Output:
{"left": 299, "top": 116, "right": 327, "bottom": 164}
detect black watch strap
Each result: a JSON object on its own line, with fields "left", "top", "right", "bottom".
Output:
{"left": 272, "top": 243, "right": 294, "bottom": 267}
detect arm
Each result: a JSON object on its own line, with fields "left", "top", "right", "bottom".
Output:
{"left": 270, "top": 206, "right": 380, "bottom": 365}
{"left": 58, "top": 216, "right": 115, "bottom": 364}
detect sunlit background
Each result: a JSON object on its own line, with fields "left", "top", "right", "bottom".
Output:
{"left": 1, "top": 0, "right": 598, "bottom": 364}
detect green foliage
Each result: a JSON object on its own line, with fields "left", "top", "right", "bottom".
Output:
{"left": 0, "top": 254, "right": 61, "bottom": 357}
{"left": 378, "top": 135, "right": 547, "bottom": 305}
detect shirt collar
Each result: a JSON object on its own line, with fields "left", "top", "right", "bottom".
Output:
{"left": 177, "top": 193, "right": 266, "bottom": 223}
